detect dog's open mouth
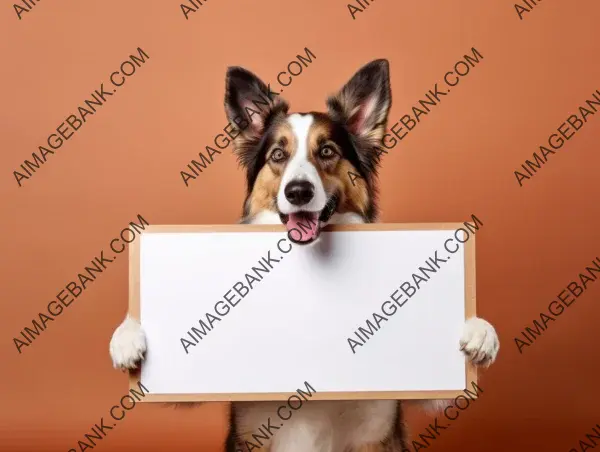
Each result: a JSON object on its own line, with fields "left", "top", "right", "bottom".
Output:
{"left": 280, "top": 211, "right": 320, "bottom": 244}
{"left": 279, "top": 195, "right": 339, "bottom": 245}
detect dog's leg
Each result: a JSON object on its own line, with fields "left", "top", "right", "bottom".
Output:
{"left": 109, "top": 314, "right": 147, "bottom": 370}
{"left": 408, "top": 316, "right": 499, "bottom": 413}
{"left": 459, "top": 316, "right": 499, "bottom": 367}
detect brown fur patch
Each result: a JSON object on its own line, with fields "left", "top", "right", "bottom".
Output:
{"left": 306, "top": 119, "right": 332, "bottom": 166}
{"left": 245, "top": 165, "right": 280, "bottom": 217}
{"left": 333, "top": 159, "right": 370, "bottom": 216}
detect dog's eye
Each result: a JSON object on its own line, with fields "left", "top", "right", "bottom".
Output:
{"left": 271, "top": 148, "right": 287, "bottom": 163}
{"left": 319, "top": 146, "right": 335, "bottom": 158}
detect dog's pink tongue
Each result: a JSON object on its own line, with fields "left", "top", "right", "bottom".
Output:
{"left": 286, "top": 213, "right": 318, "bottom": 242}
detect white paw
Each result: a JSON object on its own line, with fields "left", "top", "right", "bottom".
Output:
{"left": 109, "top": 315, "right": 147, "bottom": 370}
{"left": 459, "top": 317, "right": 499, "bottom": 367}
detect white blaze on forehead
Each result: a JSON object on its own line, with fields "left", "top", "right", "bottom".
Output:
{"left": 277, "top": 113, "right": 328, "bottom": 213}
{"left": 285, "top": 114, "right": 314, "bottom": 179}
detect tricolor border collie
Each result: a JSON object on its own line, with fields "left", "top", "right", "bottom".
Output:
{"left": 109, "top": 59, "right": 500, "bottom": 451}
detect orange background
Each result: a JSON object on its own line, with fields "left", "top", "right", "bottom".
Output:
{"left": 1, "top": 1, "right": 599, "bottom": 451}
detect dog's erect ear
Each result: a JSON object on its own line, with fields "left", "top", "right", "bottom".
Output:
{"left": 224, "top": 66, "right": 288, "bottom": 144}
{"left": 326, "top": 59, "right": 391, "bottom": 142}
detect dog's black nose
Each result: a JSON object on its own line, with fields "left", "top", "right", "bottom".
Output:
{"left": 284, "top": 180, "right": 314, "bottom": 205}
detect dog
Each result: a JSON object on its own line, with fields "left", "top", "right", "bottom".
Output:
{"left": 109, "top": 59, "right": 500, "bottom": 451}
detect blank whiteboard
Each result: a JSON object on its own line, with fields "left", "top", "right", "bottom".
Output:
{"left": 128, "top": 224, "right": 476, "bottom": 402}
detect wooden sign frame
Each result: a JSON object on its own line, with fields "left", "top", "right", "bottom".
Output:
{"left": 128, "top": 223, "right": 477, "bottom": 402}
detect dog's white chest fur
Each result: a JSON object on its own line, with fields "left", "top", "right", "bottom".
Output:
{"left": 235, "top": 400, "right": 398, "bottom": 452}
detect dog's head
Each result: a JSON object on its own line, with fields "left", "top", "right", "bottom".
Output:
{"left": 224, "top": 59, "right": 391, "bottom": 244}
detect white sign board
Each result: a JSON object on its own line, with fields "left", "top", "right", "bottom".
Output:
{"left": 129, "top": 224, "right": 476, "bottom": 402}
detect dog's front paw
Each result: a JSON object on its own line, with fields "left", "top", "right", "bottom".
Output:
{"left": 109, "top": 315, "right": 147, "bottom": 370}
{"left": 459, "top": 317, "right": 499, "bottom": 367}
